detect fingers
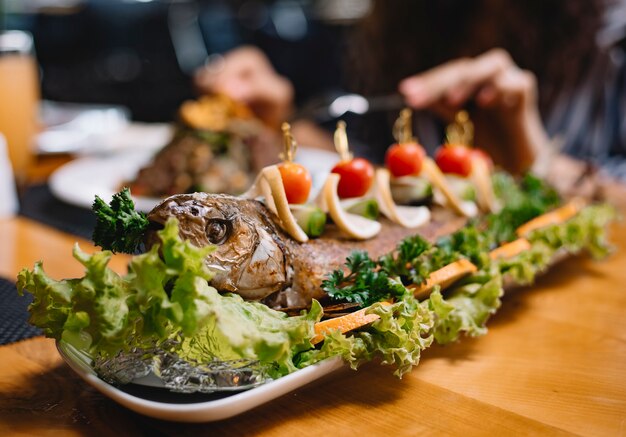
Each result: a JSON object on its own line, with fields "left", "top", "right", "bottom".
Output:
{"left": 194, "top": 46, "right": 274, "bottom": 96}
{"left": 442, "top": 49, "right": 515, "bottom": 108}
{"left": 475, "top": 67, "right": 537, "bottom": 112}
{"left": 399, "top": 48, "right": 514, "bottom": 108}
{"left": 194, "top": 45, "right": 294, "bottom": 127}
{"left": 399, "top": 48, "right": 539, "bottom": 116}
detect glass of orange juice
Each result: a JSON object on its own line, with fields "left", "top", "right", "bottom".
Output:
{"left": 0, "top": 30, "right": 39, "bottom": 188}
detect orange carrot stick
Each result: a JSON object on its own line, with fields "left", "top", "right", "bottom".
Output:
{"left": 408, "top": 258, "right": 478, "bottom": 300}
{"left": 516, "top": 198, "right": 585, "bottom": 237}
{"left": 489, "top": 238, "right": 531, "bottom": 260}
{"left": 312, "top": 302, "right": 392, "bottom": 345}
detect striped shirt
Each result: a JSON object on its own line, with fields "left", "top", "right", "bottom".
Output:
{"left": 546, "top": 0, "right": 626, "bottom": 180}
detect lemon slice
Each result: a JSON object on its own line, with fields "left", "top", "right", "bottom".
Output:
{"left": 324, "top": 173, "right": 381, "bottom": 240}
{"left": 374, "top": 168, "right": 431, "bottom": 228}
{"left": 421, "top": 157, "right": 477, "bottom": 217}
{"left": 241, "top": 166, "right": 309, "bottom": 243}
{"left": 470, "top": 155, "right": 498, "bottom": 213}
{"left": 459, "top": 200, "right": 478, "bottom": 217}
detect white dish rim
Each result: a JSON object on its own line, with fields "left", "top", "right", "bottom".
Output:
{"left": 57, "top": 340, "right": 344, "bottom": 423}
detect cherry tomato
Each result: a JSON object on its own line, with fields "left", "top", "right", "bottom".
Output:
{"left": 435, "top": 145, "right": 473, "bottom": 177}
{"left": 278, "top": 162, "right": 312, "bottom": 204}
{"left": 331, "top": 157, "right": 375, "bottom": 198}
{"left": 385, "top": 142, "right": 426, "bottom": 177}
{"left": 470, "top": 148, "right": 494, "bottom": 170}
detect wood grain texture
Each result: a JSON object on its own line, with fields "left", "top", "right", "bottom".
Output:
{"left": 0, "top": 208, "right": 625, "bottom": 435}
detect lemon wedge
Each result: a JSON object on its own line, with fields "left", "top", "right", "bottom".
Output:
{"left": 374, "top": 168, "right": 431, "bottom": 228}
{"left": 323, "top": 173, "right": 381, "bottom": 240}
{"left": 421, "top": 157, "right": 477, "bottom": 217}
{"left": 470, "top": 155, "right": 498, "bottom": 213}
{"left": 241, "top": 165, "right": 309, "bottom": 243}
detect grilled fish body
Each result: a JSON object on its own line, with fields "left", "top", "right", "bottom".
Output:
{"left": 146, "top": 193, "right": 466, "bottom": 308}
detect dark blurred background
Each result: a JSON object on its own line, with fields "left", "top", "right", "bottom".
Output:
{"left": 4, "top": 0, "right": 369, "bottom": 121}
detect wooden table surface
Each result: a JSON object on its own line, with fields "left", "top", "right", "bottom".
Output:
{"left": 1, "top": 204, "right": 626, "bottom": 436}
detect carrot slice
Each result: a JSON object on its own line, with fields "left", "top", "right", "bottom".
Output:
{"left": 408, "top": 258, "right": 478, "bottom": 300}
{"left": 311, "top": 302, "right": 392, "bottom": 345}
{"left": 516, "top": 198, "right": 585, "bottom": 237}
{"left": 489, "top": 238, "right": 531, "bottom": 260}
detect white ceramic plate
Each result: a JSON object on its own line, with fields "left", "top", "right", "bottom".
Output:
{"left": 57, "top": 341, "right": 344, "bottom": 422}
{"left": 49, "top": 147, "right": 339, "bottom": 213}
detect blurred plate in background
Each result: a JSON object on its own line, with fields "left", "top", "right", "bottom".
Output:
{"left": 37, "top": 101, "right": 173, "bottom": 155}
{"left": 49, "top": 146, "right": 339, "bottom": 213}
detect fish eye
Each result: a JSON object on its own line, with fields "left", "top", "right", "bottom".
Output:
{"left": 205, "top": 219, "right": 230, "bottom": 244}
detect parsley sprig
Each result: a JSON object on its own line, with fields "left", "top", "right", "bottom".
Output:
{"left": 488, "top": 173, "right": 560, "bottom": 244}
{"left": 321, "top": 251, "right": 408, "bottom": 307}
{"left": 379, "top": 235, "right": 459, "bottom": 285}
{"left": 323, "top": 236, "right": 460, "bottom": 308}
{"left": 92, "top": 188, "right": 149, "bottom": 254}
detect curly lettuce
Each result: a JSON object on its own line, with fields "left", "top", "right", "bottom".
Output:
{"left": 426, "top": 203, "right": 616, "bottom": 345}
{"left": 297, "top": 296, "right": 435, "bottom": 377}
{"left": 496, "top": 204, "right": 617, "bottom": 286}
{"left": 427, "top": 274, "right": 503, "bottom": 344}
{"left": 178, "top": 295, "right": 321, "bottom": 377}
{"left": 526, "top": 204, "right": 616, "bottom": 259}
{"left": 17, "top": 219, "right": 321, "bottom": 376}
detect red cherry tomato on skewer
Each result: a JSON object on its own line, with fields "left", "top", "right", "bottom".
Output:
{"left": 278, "top": 162, "right": 312, "bottom": 204}
{"left": 434, "top": 145, "right": 473, "bottom": 177}
{"left": 331, "top": 157, "right": 375, "bottom": 198}
{"left": 385, "top": 142, "right": 426, "bottom": 178}
{"left": 470, "top": 148, "right": 494, "bottom": 170}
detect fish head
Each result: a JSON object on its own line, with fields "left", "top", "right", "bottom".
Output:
{"left": 146, "top": 193, "right": 290, "bottom": 300}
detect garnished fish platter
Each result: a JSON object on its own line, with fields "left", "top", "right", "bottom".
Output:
{"left": 17, "top": 109, "right": 616, "bottom": 422}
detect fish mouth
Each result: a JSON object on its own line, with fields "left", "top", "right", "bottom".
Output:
{"left": 147, "top": 220, "right": 165, "bottom": 232}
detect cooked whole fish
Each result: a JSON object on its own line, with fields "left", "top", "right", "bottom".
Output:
{"left": 146, "top": 193, "right": 466, "bottom": 308}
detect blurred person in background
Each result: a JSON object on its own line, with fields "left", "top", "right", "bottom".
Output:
{"left": 12, "top": 0, "right": 626, "bottom": 181}
{"left": 11, "top": 0, "right": 348, "bottom": 121}
{"left": 196, "top": 0, "right": 626, "bottom": 181}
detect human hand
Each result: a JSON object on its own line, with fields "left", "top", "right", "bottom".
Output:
{"left": 195, "top": 46, "right": 294, "bottom": 129}
{"left": 398, "top": 48, "right": 549, "bottom": 173}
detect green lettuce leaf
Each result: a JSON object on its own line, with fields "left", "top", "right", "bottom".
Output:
{"left": 17, "top": 219, "right": 216, "bottom": 355}
{"left": 18, "top": 218, "right": 322, "bottom": 377}
{"left": 489, "top": 172, "right": 561, "bottom": 244}
{"left": 17, "top": 249, "right": 132, "bottom": 354}
{"left": 496, "top": 204, "right": 617, "bottom": 286}
{"left": 428, "top": 274, "right": 503, "bottom": 344}
{"left": 497, "top": 241, "right": 553, "bottom": 285}
{"left": 178, "top": 294, "right": 321, "bottom": 377}
{"left": 298, "top": 296, "right": 435, "bottom": 377}
{"left": 526, "top": 204, "right": 616, "bottom": 259}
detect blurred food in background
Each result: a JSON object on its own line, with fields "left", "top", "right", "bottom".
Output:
{"left": 127, "top": 94, "right": 262, "bottom": 197}
{"left": 3, "top": 0, "right": 364, "bottom": 122}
